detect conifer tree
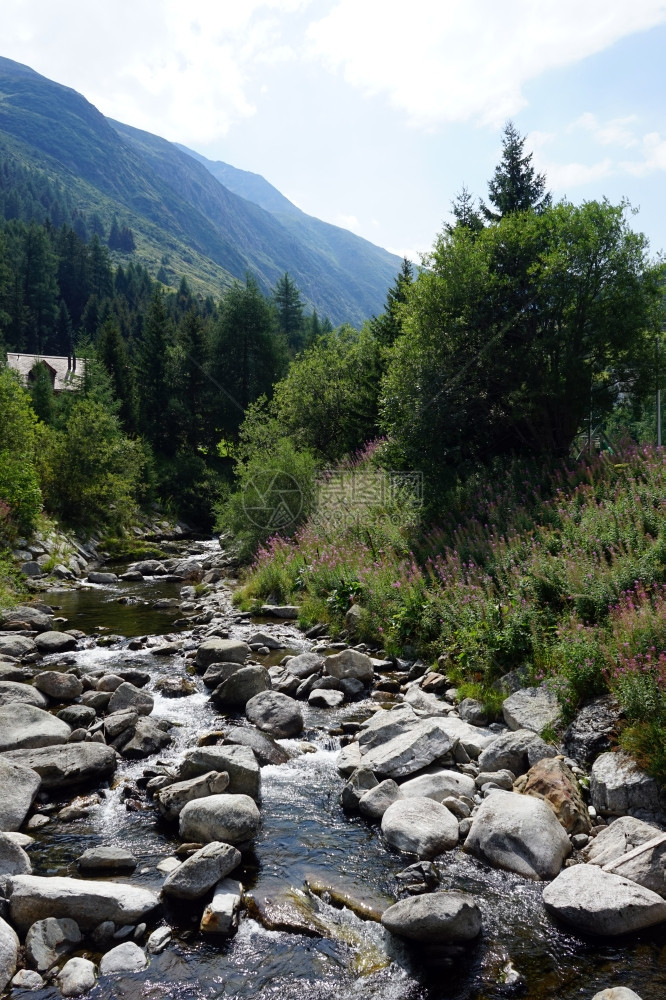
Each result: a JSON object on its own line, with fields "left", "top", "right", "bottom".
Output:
{"left": 370, "top": 257, "right": 414, "bottom": 347}
{"left": 481, "top": 122, "right": 551, "bottom": 221}
{"left": 273, "top": 272, "right": 305, "bottom": 353}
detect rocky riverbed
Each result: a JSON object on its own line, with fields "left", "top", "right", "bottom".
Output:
{"left": 0, "top": 536, "right": 664, "bottom": 1000}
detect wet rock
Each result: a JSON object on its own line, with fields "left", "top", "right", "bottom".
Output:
{"left": 561, "top": 695, "right": 620, "bottom": 765}
{"left": 202, "top": 662, "right": 243, "bottom": 688}
{"left": 381, "top": 891, "right": 481, "bottom": 942}
{"left": 156, "top": 770, "right": 230, "bottom": 821}
{"left": 245, "top": 690, "right": 304, "bottom": 738}
{"left": 336, "top": 741, "right": 361, "bottom": 777}
{"left": 162, "top": 842, "right": 241, "bottom": 899}
{"left": 284, "top": 652, "right": 323, "bottom": 679}
{"left": 339, "top": 677, "right": 365, "bottom": 700}
{"left": 358, "top": 779, "right": 402, "bottom": 821}
{"left": 2, "top": 743, "right": 116, "bottom": 788}
{"left": 340, "top": 767, "right": 379, "bottom": 812}
{"left": 477, "top": 728, "right": 557, "bottom": 776}
{"left": 399, "top": 767, "right": 477, "bottom": 802}
{"left": 464, "top": 789, "right": 572, "bottom": 879}
{"left": 57, "top": 705, "right": 96, "bottom": 728}
{"left": 0, "top": 916, "right": 18, "bottom": 992}
{"left": 585, "top": 816, "right": 666, "bottom": 896}
{"left": 395, "top": 861, "right": 440, "bottom": 895}
{"left": 360, "top": 720, "right": 456, "bottom": 780}
{"left": 99, "top": 941, "right": 147, "bottom": 974}
{"left": 0, "top": 704, "right": 71, "bottom": 751}
{"left": 543, "top": 864, "right": 666, "bottom": 935}
{"left": 0, "top": 832, "right": 32, "bottom": 877}
{"left": 0, "top": 606, "right": 52, "bottom": 633}
{"left": 146, "top": 925, "right": 171, "bottom": 954}
{"left": 591, "top": 752, "right": 666, "bottom": 820}
{"left": 200, "top": 878, "right": 243, "bottom": 935}
{"left": 80, "top": 691, "right": 111, "bottom": 712}
{"left": 34, "top": 632, "right": 78, "bottom": 655}
{"left": 77, "top": 847, "right": 137, "bottom": 873}
{"left": 592, "top": 990, "right": 644, "bottom": 1000}
{"left": 502, "top": 686, "right": 560, "bottom": 734}
{"left": 117, "top": 667, "right": 151, "bottom": 688}
{"left": 245, "top": 889, "right": 325, "bottom": 937}
{"left": 11, "top": 968, "right": 44, "bottom": 989}
{"left": 212, "top": 665, "right": 272, "bottom": 709}
{"left": 154, "top": 676, "right": 196, "bottom": 697}
{"left": 309, "top": 688, "right": 344, "bottom": 709}
{"left": 96, "top": 674, "right": 124, "bottom": 692}
{"left": 104, "top": 709, "right": 139, "bottom": 741}
{"left": 57, "top": 957, "right": 96, "bottom": 997}
{"left": 179, "top": 794, "right": 261, "bottom": 845}
{"left": 33, "top": 671, "right": 82, "bottom": 701}
{"left": 0, "top": 636, "right": 36, "bottom": 659}
{"left": 91, "top": 920, "right": 115, "bottom": 945}
{"left": 324, "top": 649, "right": 373, "bottom": 684}
{"left": 381, "top": 798, "right": 459, "bottom": 858}
{"left": 196, "top": 639, "right": 249, "bottom": 670}
{"left": 247, "top": 631, "right": 283, "bottom": 650}
{"left": 87, "top": 572, "right": 118, "bottom": 585}
{"left": 0, "top": 681, "right": 47, "bottom": 709}
{"left": 25, "top": 916, "right": 81, "bottom": 971}
{"left": 517, "top": 757, "right": 591, "bottom": 834}
{"left": 121, "top": 718, "right": 172, "bottom": 759}
{"left": 8, "top": 875, "right": 160, "bottom": 931}
{"left": 108, "top": 682, "right": 154, "bottom": 717}
{"left": 179, "top": 746, "right": 260, "bottom": 799}
{"left": 221, "top": 727, "right": 290, "bottom": 766}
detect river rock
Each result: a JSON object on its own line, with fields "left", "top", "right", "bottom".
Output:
{"left": 0, "top": 831, "right": 31, "bottom": 877}
{"left": 25, "top": 916, "right": 82, "bottom": 971}
{"left": 33, "top": 671, "right": 82, "bottom": 701}
{"left": 430, "top": 717, "right": 498, "bottom": 758}
{"left": 0, "top": 704, "right": 71, "bottom": 751}
{"left": 0, "top": 758, "right": 41, "bottom": 831}
{"left": 285, "top": 652, "right": 323, "bottom": 679}
{"left": 477, "top": 728, "right": 557, "bottom": 776}
{"left": 156, "top": 770, "right": 230, "bottom": 820}
{"left": 399, "top": 767, "right": 477, "bottom": 802}
{"left": 96, "top": 674, "right": 124, "bottom": 692}
{"left": 585, "top": 816, "right": 666, "bottom": 896}
{"left": 324, "top": 650, "right": 374, "bottom": 683}
{"left": 562, "top": 695, "right": 620, "bottom": 765}
{"left": 403, "top": 686, "right": 451, "bottom": 717}
{"left": 340, "top": 767, "right": 379, "bottom": 811}
{"left": 196, "top": 639, "right": 249, "bottom": 670}
{"left": 336, "top": 741, "right": 362, "bottom": 776}
{"left": 221, "top": 726, "right": 290, "bottom": 766}
{"left": 502, "top": 686, "right": 560, "bottom": 733}
{"left": 12, "top": 969, "right": 44, "bottom": 989}
{"left": 464, "top": 789, "right": 571, "bottom": 879}
{"left": 146, "top": 926, "right": 171, "bottom": 954}
{"left": 200, "top": 878, "right": 243, "bottom": 935}
{"left": 108, "top": 682, "right": 154, "bottom": 717}
{"left": 203, "top": 662, "right": 243, "bottom": 688}
{"left": 34, "top": 632, "right": 78, "bottom": 655}
{"left": 179, "top": 746, "right": 260, "bottom": 799}
{"left": 360, "top": 720, "right": 456, "bottom": 780}
{"left": 309, "top": 688, "right": 344, "bottom": 709}
{"left": 591, "top": 991, "right": 644, "bottom": 1000}
{"left": 517, "top": 757, "right": 591, "bottom": 834}
{"left": 212, "top": 666, "right": 271, "bottom": 709}
{"left": 162, "top": 842, "right": 241, "bottom": 899}
{"left": 57, "top": 957, "right": 96, "bottom": 997}
{"left": 0, "top": 606, "right": 52, "bottom": 633}
{"left": 591, "top": 752, "right": 666, "bottom": 820}
{"left": 381, "top": 797, "right": 459, "bottom": 858}
{"left": 99, "top": 941, "right": 147, "bottom": 974}
{"left": 8, "top": 875, "right": 160, "bottom": 931}
{"left": 245, "top": 690, "right": 304, "bottom": 738}
{"left": 87, "top": 572, "right": 118, "bottom": 585}
{"left": 0, "top": 681, "right": 47, "bottom": 709}
{"left": 358, "top": 705, "right": 420, "bottom": 752}
{"left": 247, "top": 631, "right": 283, "bottom": 650}
{"left": 58, "top": 704, "right": 96, "bottom": 728}
{"left": 77, "top": 847, "right": 137, "bottom": 873}
{"left": 0, "top": 916, "right": 18, "bottom": 992}
{"left": 0, "top": 636, "right": 36, "bottom": 659}
{"left": 121, "top": 717, "right": 171, "bottom": 759}
{"left": 359, "top": 779, "right": 403, "bottom": 821}
{"left": 179, "top": 794, "right": 261, "bottom": 845}
{"left": 543, "top": 864, "right": 666, "bottom": 935}
{"left": 381, "top": 891, "right": 482, "bottom": 942}
{"left": 104, "top": 709, "right": 139, "bottom": 742}
{"left": 154, "top": 676, "right": 196, "bottom": 697}
{"left": 1, "top": 743, "right": 116, "bottom": 788}
{"left": 0, "top": 663, "right": 32, "bottom": 682}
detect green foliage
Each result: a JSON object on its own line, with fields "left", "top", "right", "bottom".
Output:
{"left": 481, "top": 121, "right": 551, "bottom": 221}
{"left": 0, "top": 450, "right": 42, "bottom": 536}
{"left": 369, "top": 258, "right": 413, "bottom": 348}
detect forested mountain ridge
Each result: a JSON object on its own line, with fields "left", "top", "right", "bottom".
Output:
{"left": 0, "top": 56, "right": 400, "bottom": 324}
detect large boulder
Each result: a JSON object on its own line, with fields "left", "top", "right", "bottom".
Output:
{"left": 429, "top": 717, "right": 497, "bottom": 759}
{"left": 0, "top": 704, "right": 71, "bottom": 752}
{"left": 120, "top": 718, "right": 171, "bottom": 759}
{"left": 200, "top": 878, "right": 243, "bottom": 935}
{"left": 0, "top": 636, "right": 36, "bottom": 659}
{"left": 1, "top": 743, "right": 116, "bottom": 789}
{"left": 502, "top": 686, "right": 560, "bottom": 733}
{"left": 77, "top": 848, "right": 137, "bottom": 873}
{"left": 99, "top": 941, "right": 147, "bottom": 975}
{"left": 381, "top": 798, "right": 458, "bottom": 858}
{"left": 33, "top": 671, "right": 83, "bottom": 701}
{"left": 358, "top": 705, "right": 420, "bottom": 752}
{"left": 591, "top": 752, "right": 666, "bottom": 820}
{"left": 0, "top": 681, "right": 47, "bottom": 709}
{"left": 8, "top": 875, "right": 160, "bottom": 931}
{"left": 0, "top": 916, "right": 19, "bottom": 992}
{"left": 543, "top": 864, "right": 666, "bottom": 935}
{"left": 57, "top": 957, "right": 96, "bottom": 997}
{"left": 212, "top": 666, "right": 271, "bottom": 709}
{"left": 477, "top": 728, "right": 557, "bottom": 776}
{"left": 179, "top": 746, "right": 260, "bottom": 799}
{"left": 34, "top": 632, "right": 78, "bottom": 655}
{"left": 358, "top": 779, "right": 402, "bottom": 821}
{"left": 285, "top": 653, "right": 323, "bottom": 680}
{"left": 0, "top": 606, "right": 53, "bottom": 633}
{"left": 162, "top": 842, "right": 241, "bottom": 900}
{"left": 245, "top": 691, "right": 303, "bottom": 738}
{"left": 464, "top": 789, "right": 571, "bottom": 879}
{"left": 399, "top": 767, "right": 476, "bottom": 802}
{"left": 324, "top": 650, "right": 374, "bottom": 684}
{"left": 196, "top": 639, "right": 249, "bottom": 670}
{"left": 0, "top": 832, "right": 31, "bottom": 877}
{"left": 403, "top": 686, "right": 451, "bottom": 717}
{"left": 516, "top": 757, "right": 591, "bottom": 834}
{"left": 585, "top": 815, "right": 666, "bottom": 896}
{"left": 360, "top": 720, "right": 456, "bottom": 780}
{"left": 0, "top": 758, "right": 41, "bottom": 831}
{"left": 221, "top": 727, "right": 290, "bottom": 766}
{"left": 108, "top": 682, "right": 154, "bottom": 717}
{"left": 562, "top": 695, "right": 620, "bottom": 765}
{"left": 156, "top": 770, "right": 230, "bottom": 821}
{"left": 179, "top": 794, "right": 261, "bottom": 845}
{"left": 381, "top": 891, "right": 481, "bottom": 942}
{"left": 25, "top": 916, "right": 82, "bottom": 971}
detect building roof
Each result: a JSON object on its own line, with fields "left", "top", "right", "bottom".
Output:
{"left": 6, "top": 353, "right": 87, "bottom": 392}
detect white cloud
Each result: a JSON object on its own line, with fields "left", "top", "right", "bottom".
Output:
{"left": 573, "top": 112, "right": 639, "bottom": 148}
{"left": 621, "top": 131, "right": 666, "bottom": 175}
{"left": 305, "top": 0, "right": 666, "bottom": 129}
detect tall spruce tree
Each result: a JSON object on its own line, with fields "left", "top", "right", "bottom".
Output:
{"left": 446, "top": 185, "right": 484, "bottom": 235}
{"left": 481, "top": 122, "right": 550, "bottom": 221}
{"left": 273, "top": 272, "right": 305, "bottom": 353}
{"left": 370, "top": 257, "right": 414, "bottom": 347}
{"left": 136, "top": 288, "right": 172, "bottom": 451}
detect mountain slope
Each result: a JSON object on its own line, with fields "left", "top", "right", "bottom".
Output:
{"left": 0, "top": 57, "right": 400, "bottom": 324}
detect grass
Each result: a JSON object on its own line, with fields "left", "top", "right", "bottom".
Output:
{"left": 99, "top": 537, "right": 168, "bottom": 563}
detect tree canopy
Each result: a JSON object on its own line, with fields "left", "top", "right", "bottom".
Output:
{"left": 481, "top": 121, "right": 551, "bottom": 221}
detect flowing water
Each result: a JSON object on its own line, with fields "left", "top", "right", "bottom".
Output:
{"left": 19, "top": 548, "right": 666, "bottom": 1000}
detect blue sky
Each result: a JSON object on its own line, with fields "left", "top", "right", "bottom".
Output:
{"left": 3, "top": 0, "right": 666, "bottom": 264}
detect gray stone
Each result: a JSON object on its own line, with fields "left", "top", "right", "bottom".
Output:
{"left": 87, "top": 572, "right": 118, "bottom": 585}
{"left": 360, "top": 720, "right": 455, "bottom": 780}
{"left": 121, "top": 717, "right": 172, "bottom": 759}
{"left": 196, "top": 639, "right": 249, "bottom": 669}
{"left": 221, "top": 727, "right": 290, "bottom": 766}
{"left": 477, "top": 728, "right": 557, "bottom": 776}
{"left": 247, "top": 631, "right": 283, "bottom": 650}
{"left": 146, "top": 926, "right": 171, "bottom": 954}
{"left": 0, "top": 832, "right": 31, "bottom": 877}
{"left": 2, "top": 743, "right": 116, "bottom": 788}
{"left": 585, "top": 815, "right": 666, "bottom": 895}
{"left": 77, "top": 847, "right": 137, "bottom": 873}
{"left": 33, "top": 671, "right": 82, "bottom": 701}
{"left": 358, "top": 779, "right": 402, "bottom": 821}
{"left": 562, "top": 695, "right": 620, "bottom": 765}
{"left": 162, "top": 842, "right": 241, "bottom": 899}
{"left": 591, "top": 991, "right": 644, "bottom": 1000}
{"left": 179, "top": 745, "right": 260, "bottom": 799}
{"left": 96, "top": 674, "right": 124, "bottom": 692}
{"left": 25, "top": 916, "right": 82, "bottom": 971}
{"left": 381, "top": 797, "right": 459, "bottom": 858}
{"left": 399, "top": 767, "right": 477, "bottom": 802}
{"left": 476, "top": 769, "right": 515, "bottom": 790}
{"left": 0, "top": 916, "right": 18, "bottom": 992}
{"left": 340, "top": 767, "right": 379, "bottom": 812}
{"left": 11, "top": 968, "right": 44, "bottom": 989}
{"left": 459, "top": 697, "right": 489, "bottom": 726}
{"left": 403, "top": 686, "right": 451, "bottom": 716}
{"left": 464, "top": 789, "right": 572, "bottom": 879}
{"left": 179, "top": 794, "right": 261, "bottom": 845}
{"left": 0, "top": 606, "right": 52, "bottom": 633}
{"left": 57, "top": 957, "right": 96, "bottom": 997}
{"left": 430, "top": 717, "right": 498, "bottom": 759}
{"left": 358, "top": 705, "right": 420, "bottom": 752}
{"left": 502, "top": 686, "right": 560, "bottom": 734}
{"left": 8, "top": 875, "right": 160, "bottom": 931}
{"left": 58, "top": 705, "right": 96, "bottom": 728}
{"left": 99, "top": 941, "right": 147, "bottom": 975}
{"left": 104, "top": 709, "right": 139, "bottom": 740}
{"left": 260, "top": 605, "right": 298, "bottom": 619}
{"left": 200, "top": 878, "right": 243, "bottom": 935}
{"left": 336, "top": 741, "right": 361, "bottom": 777}
{"left": 21, "top": 562, "right": 43, "bottom": 578}
{"left": 245, "top": 690, "right": 304, "bottom": 738}
{"left": 0, "top": 704, "right": 71, "bottom": 751}
{"left": 381, "top": 891, "right": 481, "bottom": 942}
{"left": 108, "top": 682, "right": 154, "bottom": 717}
{"left": 324, "top": 649, "right": 373, "bottom": 683}
{"left": 156, "top": 770, "right": 230, "bottom": 821}
{"left": 285, "top": 652, "right": 323, "bottom": 679}
{"left": 0, "top": 681, "right": 47, "bottom": 709}
{"left": 0, "top": 636, "right": 36, "bottom": 659}
{"left": 34, "top": 632, "right": 78, "bottom": 655}
{"left": 309, "top": 688, "right": 344, "bottom": 709}
{"left": 212, "top": 666, "right": 271, "bottom": 709}
{"left": 591, "top": 752, "right": 666, "bottom": 819}
{"left": 202, "top": 662, "right": 242, "bottom": 688}
{"left": 543, "top": 864, "right": 666, "bottom": 935}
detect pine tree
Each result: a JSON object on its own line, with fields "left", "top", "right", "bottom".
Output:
{"left": 273, "top": 272, "right": 305, "bottom": 353}
{"left": 481, "top": 122, "right": 551, "bottom": 221}
{"left": 55, "top": 300, "right": 73, "bottom": 357}
{"left": 21, "top": 223, "right": 58, "bottom": 353}
{"left": 97, "top": 318, "right": 139, "bottom": 433}
{"left": 108, "top": 217, "right": 122, "bottom": 250}
{"left": 136, "top": 288, "right": 172, "bottom": 450}
{"left": 446, "top": 185, "right": 484, "bottom": 235}
{"left": 369, "top": 257, "right": 414, "bottom": 347}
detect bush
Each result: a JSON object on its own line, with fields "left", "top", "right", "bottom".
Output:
{"left": 0, "top": 450, "right": 42, "bottom": 537}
